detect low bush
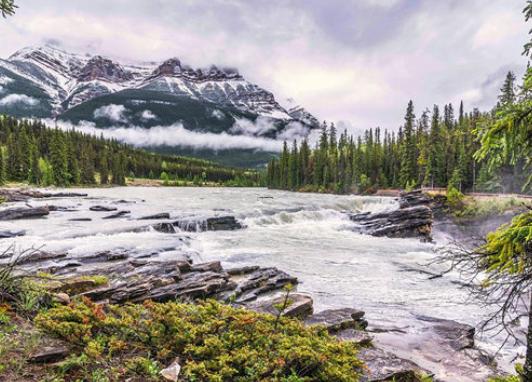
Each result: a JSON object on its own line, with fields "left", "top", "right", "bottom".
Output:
{"left": 36, "top": 298, "right": 363, "bottom": 381}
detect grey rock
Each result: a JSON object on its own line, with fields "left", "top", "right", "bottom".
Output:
{"left": 174, "top": 216, "right": 243, "bottom": 232}
{"left": 152, "top": 222, "right": 176, "bottom": 234}
{"left": 102, "top": 210, "right": 130, "bottom": 219}
{"left": 139, "top": 213, "right": 171, "bottom": 220}
{"left": 416, "top": 315, "right": 475, "bottom": 350}
{"left": 305, "top": 308, "right": 368, "bottom": 333}
{"left": 29, "top": 346, "right": 70, "bottom": 363}
{"left": 89, "top": 205, "right": 117, "bottom": 212}
{"left": 0, "top": 206, "right": 49, "bottom": 220}
{"left": 247, "top": 293, "right": 313, "bottom": 319}
{"left": 358, "top": 347, "right": 432, "bottom": 382}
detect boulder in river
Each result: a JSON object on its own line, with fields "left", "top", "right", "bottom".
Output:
{"left": 416, "top": 315, "right": 475, "bottom": 351}
{"left": 350, "top": 205, "right": 433, "bottom": 241}
{"left": 174, "top": 216, "right": 243, "bottom": 232}
{"left": 139, "top": 213, "right": 171, "bottom": 220}
{"left": 0, "top": 206, "right": 49, "bottom": 220}
{"left": 102, "top": 210, "right": 130, "bottom": 219}
{"left": 350, "top": 190, "right": 434, "bottom": 241}
{"left": 90, "top": 205, "right": 118, "bottom": 212}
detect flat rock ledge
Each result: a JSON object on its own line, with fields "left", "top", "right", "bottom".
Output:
{"left": 0, "top": 188, "right": 87, "bottom": 202}
{"left": 350, "top": 190, "right": 433, "bottom": 241}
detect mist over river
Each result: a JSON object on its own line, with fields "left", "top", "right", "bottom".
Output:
{"left": 0, "top": 187, "right": 521, "bottom": 374}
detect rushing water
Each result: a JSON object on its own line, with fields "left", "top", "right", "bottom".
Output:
{"left": 0, "top": 187, "right": 522, "bottom": 371}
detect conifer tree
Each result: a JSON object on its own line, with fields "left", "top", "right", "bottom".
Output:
{"left": 399, "top": 100, "right": 417, "bottom": 187}
{"left": 50, "top": 130, "right": 69, "bottom": 186}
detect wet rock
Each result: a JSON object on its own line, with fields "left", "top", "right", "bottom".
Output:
{"left": 190, "top": 261, "right": 224, "bottom": 273}
{"left": 0, "top": 206, "right": 49, "bottom": 220}
{"left": 160, "top": 358, "right": 181, "bottom": 381}
{"left": 247, "top": 293, "right": 313, "bottom": 319}
{"left": 18, "top": 250, "right": 67, "bottom": 265}
{"left": 416, "top": 315, "right": 475, "bottom": 350}
{"left": 139, "top": 213, "right": 171, "bottom": 220}
{"left": 227, "top": 265, "right": 260, "bottom": 276}
{"left": 48, "top": 206, "right": 78, "bottom": 212}
{"left": 399, "top": 189, "right": 432, "bottom": 209}
{"left": 89, "top": 205, "right": 117, "bottom": 212}
{"left": 29, "top": 346, "right": 70, "bottom": 363}
{"left": 0, "top": 189, "right": 86, "bottom": 202}
{"left": 68, "top": 217, "right": 92, "bottom": 222}
{"left": 174, "top": 216, "right": 243, "bottom": 232}
{"left": 350, "top": 190, "right": 434, "bottom": 241}
{"left": 233, "top": 267, "right": 298, "bottom": 301}
{"left": 152, "top": 222, "right": 176, "bottom": 234}
{"left": 0, "top": 229, "right": 25, "bottom": 238}
{"left": 358, "top": 347, "right": 432, "bottom": 382}
{"left": 77, "top": 251, "right": 129, "bottom": 263}
{"left": 350, "top": 205, "right": 433, "bottom": 241}
{"left": 102, "top": 210, "right": 130, "bottom": 219}
{"left": 305, "top": 308, "right": 368, "bottom": 333}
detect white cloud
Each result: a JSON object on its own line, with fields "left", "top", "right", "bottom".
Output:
{"left": 50, "top": 119, "right": 283, "bottom": 152}
{"left": 140, "top": 109, "right": 158, "bottom": 121}
{"left": 230, "top": 116, "right": 278, "bottom": 136}
{"left": 93, "top": 104, "right": 129, "bottom": 123}
{"left": 275, "top": 121, "right": 311, "bottom": 142}
{"left": 0, "top": 94, "right": 39, "bottom": 106}
{"left": 211, "top": 109, "right": 225, "bottom": 120}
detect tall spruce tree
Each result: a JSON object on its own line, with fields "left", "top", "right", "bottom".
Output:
{"left": 399, "top": 100, "right": 417, "bottom": 188}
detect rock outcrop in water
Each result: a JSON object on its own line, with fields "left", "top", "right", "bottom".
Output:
{"left": 350, "top": 190, "right": 433, "bottom": 241}
{"left": 0, "top": 206, "right": 50, "bottom": 220}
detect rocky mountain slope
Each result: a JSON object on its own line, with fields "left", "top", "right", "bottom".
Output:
{"left": 0, "top": 45, "right": 319, "bottom": 166}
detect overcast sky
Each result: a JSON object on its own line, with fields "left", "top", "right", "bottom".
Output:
{"left": 0, "top": 0, "right": 529, "bottom": 132}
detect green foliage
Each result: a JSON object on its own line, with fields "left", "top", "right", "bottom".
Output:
{"left": 0, "top": 0, "right": 16, "bottom": 17}
{"left": 481, "top": 211, "right": 532, "bottom": 275}
{"left": 36, "top": 298, "right": 363, "bottom": 381}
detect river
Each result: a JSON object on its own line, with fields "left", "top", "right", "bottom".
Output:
{"left": 0, "top": 186, "right": 521, "bottom": 375}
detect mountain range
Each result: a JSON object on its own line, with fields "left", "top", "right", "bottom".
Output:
{"left": 0, "top": 45, "right": 319, "bottom": 166}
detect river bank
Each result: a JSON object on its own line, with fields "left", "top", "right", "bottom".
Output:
{"left": 0, "top": 187, "right": 522, "bottom": 381}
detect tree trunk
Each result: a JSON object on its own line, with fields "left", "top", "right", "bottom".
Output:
{"left": 524, "top": 291, "right": 532, "bottom": 381}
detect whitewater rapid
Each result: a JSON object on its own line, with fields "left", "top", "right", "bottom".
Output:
{"left": 0, "top": 187, "right": 521, "bottom": 370}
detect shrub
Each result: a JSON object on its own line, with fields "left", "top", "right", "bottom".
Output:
{"left": 36, "top": 298, "right": 363, "bottom": 381}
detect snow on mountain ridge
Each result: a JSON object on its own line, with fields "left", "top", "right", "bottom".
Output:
{"left": 1, "top": 45, "right": 318, "bottom": 127}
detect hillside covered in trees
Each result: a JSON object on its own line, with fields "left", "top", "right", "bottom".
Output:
{"left": 267, "top": 71, "right": 529, "bottom": 195}
{"left": 0, "top": 116, "right": 260, "bottom": 187}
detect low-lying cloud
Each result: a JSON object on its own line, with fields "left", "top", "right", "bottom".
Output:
{"left": 49, "top": 119, "right": 284, "bottom": 152}
{"left": 140, "top": 109, "right": 158, "bottom": 121}
{"left": 93, "top": 104, "right": 128, "bottom": 123}
{"left": 0, "top": 94, "right": 39, "bottom": 106}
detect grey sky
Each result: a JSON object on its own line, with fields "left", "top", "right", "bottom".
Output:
{"left": 0, "top": 0, "right": 528, "bottom": 131}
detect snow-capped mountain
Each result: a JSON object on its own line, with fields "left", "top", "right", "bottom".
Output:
{"left": 0, "top": 45, "right": 317, "bottom": 126}
{"left": 0, "top": 45, "right": 319, "bottom": 166}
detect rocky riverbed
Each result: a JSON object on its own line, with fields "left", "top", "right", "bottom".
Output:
{"left": 0, "top": 187, "right": 520, "bottom": 381}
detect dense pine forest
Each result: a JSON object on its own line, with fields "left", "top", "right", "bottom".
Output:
{"left": 267, "top": 71, "right": 529, "bottom": 195}
{"left": 0, "top": 116, "right": 260, "bottom": 187}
